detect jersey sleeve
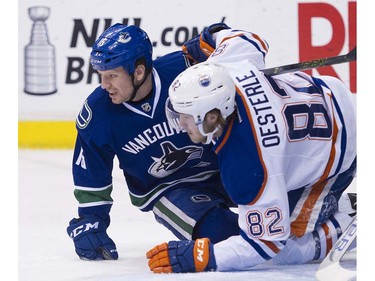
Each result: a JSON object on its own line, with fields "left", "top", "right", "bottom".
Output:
{"left": 72, "top": 93, "right": 116, "bottom": 223}
{"left": 213, "top": 174, "right": 291, "bottom": 271}
{"left": 208, "top": 29, "right": 269, "bottom": 69}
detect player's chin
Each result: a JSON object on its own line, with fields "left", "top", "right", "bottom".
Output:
{"left": 189, "top": 134, "right": 204, "bottom": 144}
{"left": 110, "top": 96, "right": 124, "bottom": 104}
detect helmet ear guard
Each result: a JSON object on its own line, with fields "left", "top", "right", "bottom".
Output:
{"left": 90, "top": 23, "right": 153, "bottom": 74}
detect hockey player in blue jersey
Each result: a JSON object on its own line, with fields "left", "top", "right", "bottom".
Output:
{"left": 66, "top": 23, "right": 242, "bottom": 261}
{"left": 146, "top": 30, "right": 356, "bottom": 272}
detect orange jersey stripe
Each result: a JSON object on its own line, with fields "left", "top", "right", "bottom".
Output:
{"left": 214, "top": 118, "right": 234, "bottom": 154}
{"left": 236, "top": 88, "right": 268, "bottom": 205}
{"left": 220, "top": 33, "right": 245, "bottom": 43}
{"left": 260, "top": 239, "right": 281, "bottom": 254}
{"left": 291, "top": 96, "right": 339, "bottom": 237}
{"left": 322, "top": 223, "right": 333, "bottom": 256}
{"left": 252, "top": 33, "right": 269, "bottom": 52}
{"left": 220, "top": 32, "right": 268, "bottom": 54}
{"left": 214, "top": 89, "right": 268, "bottom": 205}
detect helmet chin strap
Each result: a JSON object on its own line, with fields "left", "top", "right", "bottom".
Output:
{"left": 197, "top": 124, "right": 220, "bottom": 144}
{"left": 127, "top": 68, "right": 151, "bottom": 103}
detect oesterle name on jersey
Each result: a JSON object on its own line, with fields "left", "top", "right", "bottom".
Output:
{"left": 235, "top": 69, "right": 280, "bottom": 148}
{"left": 122, "top": 120, "right": 183, "bottom": 154}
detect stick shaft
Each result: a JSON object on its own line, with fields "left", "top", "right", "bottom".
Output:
{"left": 262, "top": 47, "right": 356, "bottom": 76}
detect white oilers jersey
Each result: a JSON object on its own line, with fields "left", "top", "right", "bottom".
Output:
{"left": 209, "top": 28, "right": 269, "bottom": 68}
{"left": 208, "top": 53, "right": 356, "bottom": 269}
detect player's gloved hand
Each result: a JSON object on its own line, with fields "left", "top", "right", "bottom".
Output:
{"left": 67, "top": 215, "right": 118, "bottom": 260}
{"left": 146, "top": 238, "right": 216, "bottom": 273}
{"left": 182, "top": 22, "right": 230, "bottom": 63}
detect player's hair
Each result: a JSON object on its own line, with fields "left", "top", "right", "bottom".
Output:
{"left": 208, "top": 108, "right": 228, "bottom": 128}
{"left": 90, "top": 23, "right": 152, "bottom": 74}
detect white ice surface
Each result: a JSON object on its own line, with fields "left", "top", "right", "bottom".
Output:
{"left": 18, "top": 149, "right": 357, "bottom": 281}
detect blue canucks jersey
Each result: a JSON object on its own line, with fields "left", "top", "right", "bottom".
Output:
{"left": 72, "top": 51, "right": 221, "bottom": 219}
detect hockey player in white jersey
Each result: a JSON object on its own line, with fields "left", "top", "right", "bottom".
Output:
{"left": 146, "top": 27, "right": 356, "bottom": 273}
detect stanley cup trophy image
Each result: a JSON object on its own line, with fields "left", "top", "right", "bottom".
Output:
{"left": 24, "top": 6, "right": 57, "bottom": 95}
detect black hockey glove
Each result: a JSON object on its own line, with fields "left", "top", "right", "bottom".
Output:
{"left": 67, "top": 215, "right": 118, "bottom": 260}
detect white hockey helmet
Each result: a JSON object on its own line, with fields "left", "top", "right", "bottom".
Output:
{"left": 166, "top": 62, "right": 236, "bottom": 143}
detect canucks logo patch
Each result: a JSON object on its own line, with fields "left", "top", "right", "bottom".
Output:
{"left": 118, "top": 32, "right": 132, "bottom": 43}
{"left": 76, "top": 100, "right": 92, "bottom": 129}
{"left": 148, "top": 141, "right": 203, "bottom": 178}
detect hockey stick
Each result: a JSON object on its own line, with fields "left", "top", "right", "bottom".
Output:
{"left": 262, "top": 47, "right": 357, "bottom": 76}
{"left": 315, "top": 215, "right": 357, "bottom": 281}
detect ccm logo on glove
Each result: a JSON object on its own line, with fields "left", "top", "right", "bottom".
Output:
{"left": 146, "top": 237, "right": 216, "bottom": 273}
{"left": 194, "top": 238, "right": 210, "bottom": 271}
{"left": 67, "top": 215, "right": 118, "bottom": 260}
{"left": 70, "top": 221, "right": 99, "bottom": 238}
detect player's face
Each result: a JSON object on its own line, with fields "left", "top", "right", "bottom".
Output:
{"left": 98, "top": 67, "right": 134, "bottom": 104}
{"left": 178, "top": 114, "right": 206, "bottom": 143}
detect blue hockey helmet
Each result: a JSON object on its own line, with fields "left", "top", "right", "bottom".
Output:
{"left": 90, "top": 23, "right": 153, "bottom": 74}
